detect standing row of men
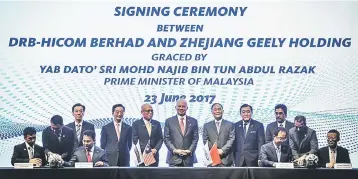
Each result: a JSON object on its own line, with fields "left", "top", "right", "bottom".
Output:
{"left": 11, "top": 101, "right": 351, "bottom": 168}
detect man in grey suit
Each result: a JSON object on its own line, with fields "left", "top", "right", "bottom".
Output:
{"left": 260, "top": 127, "right": 292, "bottom": 167}
{"left": 66, "top": 103, "right": 95, "bottom": 150}
{"left": 289, "top": 115, "right": 318, "bottom": 165}
{"left": 234, "top": 104, "right": 265, "bottom": 167}
{"left": 66, "top": 130, "right": 109, "bottom": 167}
{"left": 203, "top": 103, "right": 235, "bottom": 167}
{"left": 164, "top": 99, "right": 199, "bottom": 167}
{"left": 100, "top": 104, "right": 132, "bottom": 166}
{"left": 265, "top": 104, "right": 294, "bottom": 146}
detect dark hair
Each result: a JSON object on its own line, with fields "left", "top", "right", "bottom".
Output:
{"left": 275, "top": 104, "right": 287, "bottom": 115}
{"left": 240, "top": 104, "right": 253, "bottom": 113}
{"left": 72, "top": 103, "right": 86, "bottom": 112}
{"left": 51, "top": 115, "right": 63, "bottom": 125}
{"left": 273, "top": 127, "right": 288, "bottom": 137}
{"left": 23, "top": 127, "right": 36, "bottom": 137}
{"left": 211, "top": 103, "right": 223, "bottom": 110}
{"left": 294, "top": 115, "right": 306, "bottom": 125}
{"left": 112, "top": 104, "right": 125, "bottom": 113}
{"left": 328, "top": 129, "right": 340, "bottom": 141}
{"left": 83, "top": 130, "right": 96, "bottom": 140}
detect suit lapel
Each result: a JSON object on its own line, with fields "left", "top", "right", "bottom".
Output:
{"left": 119, "top": 123, "right": 126, "bottom": 143}
{"left": 139, "top": 119, "right": 150, "bottom": 138}
{"left": 21, "top": 143, "right": 30, "bottom": 159}
{"left": 237, "top": 121, "right": 245, "bottom": 142}
{"left": 245, "top": 121, "right": 254, "bottom": 142}
{"left": 92, "top": 147, "right": 100, "bottom": 163}
{"left": 150, "top": 121, "right": 156, "bottom": 138}
{"left": 292, "top": 130, "right": 300, "bottom": 149}
{"left": 174, "top": 116, "right": 184, "bottom": 137}
{"left": 212, "top": 120, "right": 218, "bottom": 136}
{"left": 268, "top": 142, "right": 278, "bottom": 162}
{"left": 299, "top": 132, "right": 309, "bottom": 150}
{"left": 184, "top": 117, "right": 190, "bottom": 136}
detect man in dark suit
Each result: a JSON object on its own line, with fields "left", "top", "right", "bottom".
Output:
{"left": 318, "top": 129, "right": 350, "bottom": 168}
{"left": 260, "top": 127, "right": 292, "bottom": 167}
{"left": 203, "top": 103, "right": 235, "bottom": 167}
{"left": 42, "top": 115, "right": 75, "bottom": 162}
{"left": 11, "top": 127, "right": 46, "bottom": 167}
{"left": 66, "top": 103, "right": 95, "bottom": 150}
{"left": 132, "top": 104, "right": 163, "bottom": 167}
{"left": 164, "top": 99, "right": 199, "bottom": 167}
{"left": 289, "top": 115, "right": 318, "bottom": 165}
{"left": 66, "top": 130, "right": 109, "bottom": 167}
{"left": 234, "top": 104, "right": 265, "bottom": 167}
{"left": 100, "top": 104, "right": 132, "bottom": 166}
{"left": 265, "top": 104, "right": 294, "bottom": 146}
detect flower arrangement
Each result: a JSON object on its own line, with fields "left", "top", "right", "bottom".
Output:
{"left": 47, "top": 152, "right": 64, "bottom": 168}
{"left": 304, "top": 154, "right": 319, "bottom": 168}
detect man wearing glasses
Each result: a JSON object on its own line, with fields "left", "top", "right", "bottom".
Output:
{"left": 132, "top": 104, "right": 163, "bottom": 166}
{"left": 317, "top": 129, "right": 351, "bottom": 168}
{"left": 265, "top": 104, "right": 294, "bottom": 145}
{"left": 260, "top": 127, "right": 292, "bottom": 167}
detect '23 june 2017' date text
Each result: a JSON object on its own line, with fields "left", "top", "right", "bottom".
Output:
{"left": 144, "top": 93, "right": 216, "bottom": 105}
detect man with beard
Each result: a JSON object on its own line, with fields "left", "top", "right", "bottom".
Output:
{"left": 164, "top": 99, "right": 199, "bottom": 167}
{"left": 11, "top": 127, "right": 46, "bottom": 167}
{"left": 234, "top": 104, "right": 265, "bottom": 167}
{"left": 202, "top": 103, "right": 235, "bottom": 167}
{"left": 317, "top": 129, "right": 351, "bottom": 168}
{"left": 288, "top": 115, "right": 318, "bottom": 165}
{"left": 66, "top": 130, "right": 108, "bottom": 167}
{"left": 265, "top": 104, "right": 294, "bottom": 146}
{"left": 132, "top": 104, "right": 163, "bottom": 167}
{"left": 42, "top": 115, "right": 75, "bottom": 162}
{"left": 101, "top": 104, "right": 132, "bottom": 166}
{"left": 66, "top": 103, "right": 95, "bottom": 150}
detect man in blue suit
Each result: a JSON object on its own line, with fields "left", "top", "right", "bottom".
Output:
{"left": 164, "top": 99, "right": 199, "bottom": 167}
{"left": 100, "top": 104, "right": 132, "bottom": 166}
{"left": 234, "top": 104, "right": 265, "bottom": 167}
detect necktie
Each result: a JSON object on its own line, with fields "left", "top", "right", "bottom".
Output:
{"left": 180, "top": 118, "right": 185, "bottom": 135}
{"left": 86, "top": 151, "right": 92, "bottom": 162}
{"left": 330, "top": 150, "right": 336, "bottom": 164}
{"left": 76, "top": 124, "right": 81, "bottom": 142}
{"left": 28, "top": 147, "right": 34, "bottom": 159}
{"left": 243, "top": 123, "right": 248, "bottom": 138}
{"left": 216, "top": 121, "right": 220, "bottom": 133}
{"left": 146, "top": 122, "right": 152, "bottom": 136}
{"left": 277, "top": 146, "right": 281, "bottom": 162}
{"left": 116, "top": 123, "right": 121, "bottom": 141}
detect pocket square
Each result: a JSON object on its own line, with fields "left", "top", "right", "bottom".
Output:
{"left": 250, "top": 131, "right": 256, "bottom": 134}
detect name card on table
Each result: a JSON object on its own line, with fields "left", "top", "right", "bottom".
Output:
{"left": 75, "top": 162, "right": 93, "bottom": 168}
{"left": 275, "top": 163, "right": 294, "bottom": 169}
{"left": 14, "top": 163, "right": 34, "bottom": 169}
{"left": 334, "top": 163, "right": 352, "bottom": 169}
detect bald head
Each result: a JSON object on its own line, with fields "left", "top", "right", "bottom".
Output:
{"left": 141, "top": 104, "right": 153, "bottom": 121}
{"left": 176, "top": 99, "right": 188, "bottom": 116}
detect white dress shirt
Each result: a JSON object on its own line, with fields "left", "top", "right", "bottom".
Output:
{"left": 273, "top": 142, "right": 281, "bottom": 163}
{"left": 215, "top": 119, "right": 223, "bottom": 133}
{"left": 25, "top": 142, "right": 34, "bottom": 159}
{"left": 277, "top": 120, "right": 286, "bottom": 128}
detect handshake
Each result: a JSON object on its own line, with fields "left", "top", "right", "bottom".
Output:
{"left": 174, "top": 149, "right": 192, "bottom": 156}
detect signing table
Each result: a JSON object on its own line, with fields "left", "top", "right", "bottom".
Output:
{"left": 1, "top": 167, "right": 358, "bottom": 179}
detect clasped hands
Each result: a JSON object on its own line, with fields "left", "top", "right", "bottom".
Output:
{"left": 174, "top": 149, "right": 192, "bottom": 156}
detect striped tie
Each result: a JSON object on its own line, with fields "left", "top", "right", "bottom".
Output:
{"left": 76, "top": 124, "right": 81, "bottom": 142}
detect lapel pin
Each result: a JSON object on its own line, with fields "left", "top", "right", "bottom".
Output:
{"left": 24, "top": 148, "right": 26, "bottom": 151}
{"left": 239, "top": 125, "right": 242, "bottom": 127}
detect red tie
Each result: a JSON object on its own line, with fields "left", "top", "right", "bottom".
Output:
{"left": 87, "top": 151, "right": 92, "bottom": 162}
{"left": 180, "top": 118, "right": 185, "bottom": 135}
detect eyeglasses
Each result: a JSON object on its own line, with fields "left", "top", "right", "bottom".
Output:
{"left": 143, "top": 110, "right": 153, "bottom": 113}
{"left": 275, "top": 137, "right": 287, "bottom": 141}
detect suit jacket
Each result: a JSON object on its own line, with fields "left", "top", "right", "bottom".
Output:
{"left": 289, "top": 127, "right": 318, "bottom": 159}
{"left": 259, "top": 142, "right": 292, "bottom": 167}
{"left": 100, "top": 121, "right": 132, "bottom": 166}
{"left": 66, "top": 120, "right": 95, "bottom": 150}
{"left": 132, "top": 118, "right": 163, "bottom": 166}
{"left": 164, "top": 115, "right": 199, "bottom": 166}
{"left": 234, "top": 119, "right": 265, "bottom": 167}
{"left": 11, "top": 142, "right": 47, "bottom": 166}
{"left": 42, "top": 126, "right": 75, "bottom": 161}
{"left": 66, "top": 146, "right": 109, "bottom": 167}
{"left": 318, "top": 146, "right": 351, "bottom": 167}
{"left": 202, "top": 119, "right": 235, "bottom": 166}
{"left": 265, "top": 120, "right": 294, "bottom": 146}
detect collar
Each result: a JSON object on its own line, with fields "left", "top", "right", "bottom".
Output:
{"left": 273, "top": 141, "right": 281, "bottom": 150}
{"left": 75, "top": 120, "right": 83, "bottom": 126}
{"left": 214, "top": 118, "right": 223, "bottom": 124}
{"left": 329, "top": 146, "right": 338, "bottom": 152}
{"left": 25, "top": 142, "right": 34, "bottom": 150}
{"left": 177, "top": 115, "right": 187, "bottom": 120}
{"left": 243, "top": 119, "right": 251, "bottom": 125}
{"left": 143, "top": 118, "right": 151, "bottom": 125}
{"left": 277, "top": 120, "right": 286, "bottom": 126}
{"left": 114, "top": 119, "right": 122, "bottom": 126}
